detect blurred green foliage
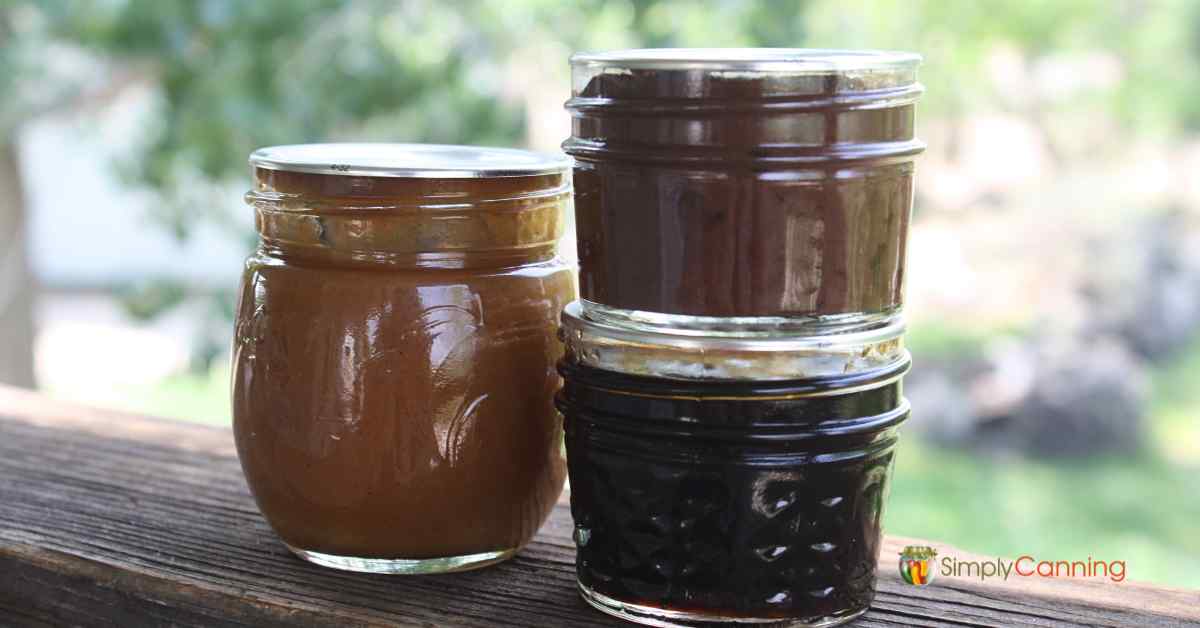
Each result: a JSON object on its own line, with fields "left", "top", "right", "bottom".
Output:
{"left": 1149, "top": 334, "right": 1200, "bottom": 464}
{"left": 9, "top": 0, "right": 1199, "bottom": 196}
{"left": 118, "top": 278, "right": 188, "bottom": 321}
{"left": 888, "top": 437, "right": 1200, "bottom": 589}
{"left": 803, "top": 1, "right": 1200, "bottom": 129}
{"left": 905, "top": 320, "right": 1031, "bottom": 362}
{"left": 5, "top": 0, "right": 1199, "bottom": 247}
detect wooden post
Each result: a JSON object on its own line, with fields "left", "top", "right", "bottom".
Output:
{"left": 0, "top": 139, "right": 36, "bottom": 389}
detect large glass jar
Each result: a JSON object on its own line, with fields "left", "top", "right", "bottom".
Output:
{"left": 564, "top": 49, "right": 924, "bottom": 335}
{"left": 231, "top": 144, "right": 574, "bottom": 574}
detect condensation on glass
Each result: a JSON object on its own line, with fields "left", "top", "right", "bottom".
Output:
{"left": 232, "top": 143, "right": 574, "bottom": 574}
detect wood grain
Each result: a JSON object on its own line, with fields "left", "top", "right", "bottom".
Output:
{"left": 0, "top": 385, "right": 1195, "bottom": 627}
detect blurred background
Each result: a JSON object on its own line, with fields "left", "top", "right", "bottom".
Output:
{"left": 2, "top": 0, "right": 1198, "bottom": 588}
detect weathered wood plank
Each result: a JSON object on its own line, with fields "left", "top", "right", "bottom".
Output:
{"left": 0, "top": 386, "right": 1195, "bottom": 627}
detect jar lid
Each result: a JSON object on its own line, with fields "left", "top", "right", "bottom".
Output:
{"left": 249, "top": 143, "right": 570, "bottom": 179}
{"left": 571, "top": 48, "right": 920, "bottom": 73}
{"left": 560, "top": 301, "right": 908, "bottom": 381}
{"left": 570, "top": 48, "right": 921, "bottom": 97}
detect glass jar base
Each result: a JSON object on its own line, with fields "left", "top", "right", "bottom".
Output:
{"left": 286, "top": 544, "right": 517, "bottom": 574}
{"left": 578, "top": 583, "right": 867, "bottom": 628}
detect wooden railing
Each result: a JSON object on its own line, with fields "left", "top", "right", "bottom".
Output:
{"left": 0, "top": 385, "right": 1195, "bottom": 627}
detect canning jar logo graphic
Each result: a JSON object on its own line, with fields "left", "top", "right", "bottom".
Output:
{"left": 899, "top": 545, "right": 939, "bottom": 586}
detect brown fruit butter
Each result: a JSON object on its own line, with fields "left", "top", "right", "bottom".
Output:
{"left": 564, "top": 49, "right": 924, "bottom": 321}
{"left": 231, "top": 145, "right": 573, "bottom": 569}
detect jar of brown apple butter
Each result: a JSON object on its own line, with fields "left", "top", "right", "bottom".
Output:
{"left": 232, "top": 144, "right": 574, "bottom": 574}
{"left": 564, "top": 49, "right": 924, "bottom": 334}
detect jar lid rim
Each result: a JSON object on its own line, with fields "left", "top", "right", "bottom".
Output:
{"left": 560, "top": 302, "right": 909, "bottom": 381}
{"left": 561, "top": 301, "right": 907, "bottom": 353}
{"left": 249, "top": 143, "right": 571, "bottom": 179}
{"left": 570, "top": 48, "right": 921, "bottom": 73}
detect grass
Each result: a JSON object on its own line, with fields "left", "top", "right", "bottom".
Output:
{"left": 1148, "top": 336, "right": 1200, "bottom": 465}
{"left": 113, "top": 364, "right": 233, "bottom": 426}
{"left": 885, "top": 332, "right": 1200, "bottom": 589}
{"left": 884, "top": 439, "right": 1200, "bottom": 588}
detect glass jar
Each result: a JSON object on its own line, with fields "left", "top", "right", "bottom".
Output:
{"left": 557, "top": 302, "right": 911, "bottom": 626}
{"left": 232, "top": 144, "right": 574, "bottom": 574}
{"left": 564, "top": 49, "right": 924, "bottom": 335}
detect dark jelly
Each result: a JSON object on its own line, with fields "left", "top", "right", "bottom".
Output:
{"left": 558, "top": 360, "right": 910, "bottom": 625}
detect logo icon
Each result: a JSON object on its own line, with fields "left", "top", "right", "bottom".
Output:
{"left": 899, "top": 545, "right": 938, "bottom": 586}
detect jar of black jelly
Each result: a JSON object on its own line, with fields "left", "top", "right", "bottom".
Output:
{"left": 557, "top": 301, "right": 910, "bottom": 626}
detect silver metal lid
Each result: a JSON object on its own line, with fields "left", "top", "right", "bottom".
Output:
{"left": 560, "top": 301, "right": 909, "bottom": 381}
{"left": 249, "top": 143, "right": 570, "bottom": 179}
{"left": 570, "top": 48, "right": 921, "bottom": 73}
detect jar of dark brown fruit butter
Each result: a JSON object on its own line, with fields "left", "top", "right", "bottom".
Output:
{"left": 564, "top": 48, "right": 924, "bottom": 335}
{"left": 232, "top": 144, "right": 574, "bottom": 574}
{"left": 557, "top": 302, "right": 911, "bottom": 627}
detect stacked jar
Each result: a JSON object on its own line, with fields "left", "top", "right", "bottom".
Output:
{"left": 557, "top": 49, "right": 924, "bottom": 627}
